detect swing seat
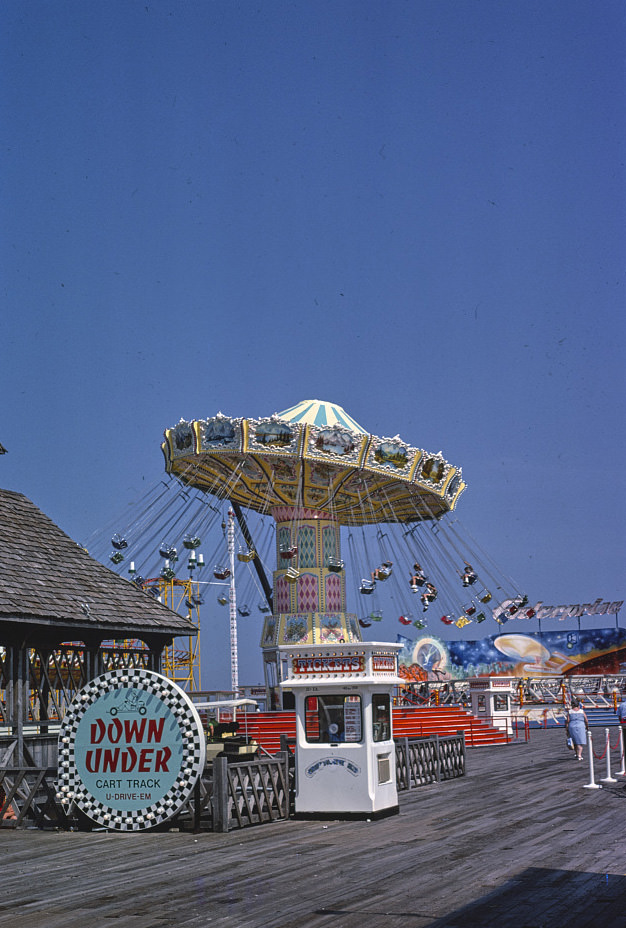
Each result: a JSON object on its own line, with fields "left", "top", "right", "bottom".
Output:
{"left": 110, "top": 551, "right": 124, "bottom": 565}
{"left": 327, "top": 557, "right": 345, "bottom": 572}
{"left": 183, "top": 535, "right": 201, "bottom": 549}
{"left": 217, "top": 595, "right": 228, "bottom": 606}
{"left": 161, "top": 566, "right": 176, "bottom": 581}
{"left": 238, "top": 604, "right": 251, "bottom": 616}
{"left": 372, "top": 565, "right": 392, "bottom": 581}
{"left": 214, "top": 565, "right": 231, "bottom": 580}
{"left": 285, "top": 567, "right": 300, "bottom": 583}
{"left": 280, "top": 544, "right": 298, "bottom": 559}
{"left": 258, "top": 602, "right": 271, "bottom": 613}
{"left": 478, "top": 589, "right": 492, "bottom": 603}
{"left": 159, "top": 544, "right": 177, "bottom": 560}
{"left": 369, "top": 610, "right": 383, "bottom": 621}
{"left": 359, "top": 579, "right": 376, "bottom": 594}
{"left": 237, "top": 548, "right": 256, "bottom": 562}
{"left": 111, "top": 534, "right": 128, "bottom": 550}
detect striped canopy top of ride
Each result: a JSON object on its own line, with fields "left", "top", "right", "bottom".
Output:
{"left": 162, "top": 399, "right": 466, "bottom": 524}
{"left": 277, "top": 399, "right": 366, "bottom": 434}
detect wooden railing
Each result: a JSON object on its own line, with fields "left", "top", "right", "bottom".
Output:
{"left": 176, "top": 753, "right": 291, "bottom": 832}
{"left": 395, "top": 732, "right": 465, "bottom": 790}
{"left": 0, "top": 739, "right": 68, "bottom": 830}
{"left": 2, "top": 735, "right": 462, "bottom": 831}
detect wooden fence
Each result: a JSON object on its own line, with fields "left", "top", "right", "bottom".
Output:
{"left": 0, "top": 738, "right": 69, "bottom": 829}
{"left": 175, "top": 753, "right": 291, "bottom": 833}
{"left": 396, "top": 731, "right": 466, "bottom": 790}
{"left": 1, "top": 733, "right": 464, "bottom": 832}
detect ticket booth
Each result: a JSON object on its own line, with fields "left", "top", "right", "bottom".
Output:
{"left": 468, "top": 676, "right": 514, "bottom": 730}
{"left": 279, "top": 642, "right": 403, "bottom": 818}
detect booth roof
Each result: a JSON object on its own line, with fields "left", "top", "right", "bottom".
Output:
{"left": 0, "top": 488, "right": 195, "bottom": 639}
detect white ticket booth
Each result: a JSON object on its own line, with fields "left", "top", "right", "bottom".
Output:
{"left": 468, "top": 676, "right": 515, "bottom": 730}
{"left": 279, "top": 642, "right": 403, "bottom": 818}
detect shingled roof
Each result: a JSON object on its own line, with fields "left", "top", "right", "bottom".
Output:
{"left": 0, "top": 488, "right": 195, "bottom": 644}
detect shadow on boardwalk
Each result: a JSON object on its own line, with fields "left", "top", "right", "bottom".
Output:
{"left": 2, "top": 730, "right": 626, "bottom": 928}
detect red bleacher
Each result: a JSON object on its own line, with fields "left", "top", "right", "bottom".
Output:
{"left": 237, "top": 705, "right": 511, "bottom": 755}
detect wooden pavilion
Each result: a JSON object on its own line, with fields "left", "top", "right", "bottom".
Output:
{"left": 0, "top": 488, "right": 196, "bottom": 762}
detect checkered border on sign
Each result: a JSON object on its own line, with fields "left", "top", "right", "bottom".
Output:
{"left": 56, "top": 669, "right": 205, "bottom": 832}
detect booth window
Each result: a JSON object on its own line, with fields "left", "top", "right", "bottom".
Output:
{"left": 372, "top": 694, "right": 391, "bottom": 742}
{"left": 304, "top": 695, "right": 362, "bottom": 743}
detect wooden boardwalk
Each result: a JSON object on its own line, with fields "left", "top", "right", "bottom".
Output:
{"left": 2, "top": 729, "right": 626, "bottom": 928}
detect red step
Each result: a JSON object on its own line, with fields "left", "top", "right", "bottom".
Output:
{"left": 392, "top": 706, "right": 510, "bottom": 746}
{"left": 238, "top": 705, "right": 510, "bottom": 754}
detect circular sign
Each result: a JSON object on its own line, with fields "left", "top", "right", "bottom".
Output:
{"left": 56, "top": 669, "right": 206, "bottom": 831}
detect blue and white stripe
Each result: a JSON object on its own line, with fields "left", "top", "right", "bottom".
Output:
{"left": 277, "top": 399, "right": 366, "bottom": 434}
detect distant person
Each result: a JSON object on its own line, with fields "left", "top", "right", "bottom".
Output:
{"left": 566, "top": 698, "right": 589, "bottom": 761}
{"left": 616, "top": 695, "right": 626, "bottom": 756}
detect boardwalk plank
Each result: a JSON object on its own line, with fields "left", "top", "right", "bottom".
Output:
{"left": 2, "top": 731, "right": 626, "bottom": 927}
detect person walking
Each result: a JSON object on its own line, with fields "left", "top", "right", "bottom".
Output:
{"left": 616, "top": 694, "right": 626, "bottom": 762}
{"left": 567, "top": 698, "right": 589, "bottom": 761}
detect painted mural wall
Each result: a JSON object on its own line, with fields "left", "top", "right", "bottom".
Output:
{"left": 397, "top": 627, "right": 626, "bottom": 681}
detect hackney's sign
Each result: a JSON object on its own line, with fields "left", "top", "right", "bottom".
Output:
{"left": 57, "top": 669, "right": 206, "bottom": 831}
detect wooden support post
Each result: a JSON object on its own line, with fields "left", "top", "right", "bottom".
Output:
{"left": 277, "top": 752, "right": 291, "bottom": 818}
{"left": 150, "top": 642, "right": 166, "bottom": 675}
{"left": 11, "top": 647, "right": 26, "bottom": 765}
{"left": 192, "top": 777, "right": 201, "bottom": 833}
{"left": 37, "top": 648, "right": 51, "bottom": 735}
{"left": 401, "top": 737, "right": 410, "bottom": 789}
{"left": 212, "top": 756, "right": 229, "bottom": 833}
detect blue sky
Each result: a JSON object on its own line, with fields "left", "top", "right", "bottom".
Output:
{"left": 2, "top": 1, "right": 624, "bottom": 688}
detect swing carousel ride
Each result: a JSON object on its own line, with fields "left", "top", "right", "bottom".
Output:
{"left": 94, "top": 400, "right": 528, "bottom": 698}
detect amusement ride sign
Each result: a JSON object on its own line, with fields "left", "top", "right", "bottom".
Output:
{"left": 57, "top": 669, "right": 206, "bottom": 831}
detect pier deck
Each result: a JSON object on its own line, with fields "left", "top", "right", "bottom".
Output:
{"left": 2, "top": 729, "right": 626, "bottom": 928}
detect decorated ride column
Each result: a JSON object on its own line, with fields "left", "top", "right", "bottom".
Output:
{"left": 272, "top": 506, "right": 354, "bottom": 628}
{"left": 272, "top": 506, "right": 349, "bottom": 629}
{"left": 262, "top": 505, "right": 361, "bottom": 709}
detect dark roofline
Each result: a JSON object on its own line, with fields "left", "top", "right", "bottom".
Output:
{"left": 0, "top": 488, "right": 196, "bottom": 639}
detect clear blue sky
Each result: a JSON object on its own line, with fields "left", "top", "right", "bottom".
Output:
{"left": 2, "top": 1, "right": 624, "bottom": 687}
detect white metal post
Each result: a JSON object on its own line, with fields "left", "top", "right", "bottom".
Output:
{"left": 228, "top": 510, "right": 239, "bottom": 696}
{"left": 601, "top": 728, "right": 617, "bottom": 784}
{"left": 583, "top": 730, "right": 600, "bottom": 789}
{"left": 618, "top": 726, "right": 626, "bottom": 776}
